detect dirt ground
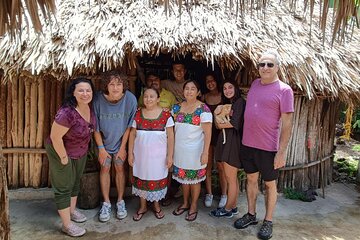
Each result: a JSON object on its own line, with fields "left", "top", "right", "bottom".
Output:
{"left": 9, "top": 139, "right": 360, "bottom": 240}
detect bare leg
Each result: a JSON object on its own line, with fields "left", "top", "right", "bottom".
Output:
{"left": 264, "top": 180, "right": 277, "bottom": 221}
{"left": 138, "top": 197, "right": 147, "bottom": 212}
{"left": 246, "top": 172, "right": 259, "bottom": 215}
{"left": 100, "top": 166, "right": 111, "bottom": 203}
{"left": 114, "top": 164, "right": 125, "bottom": 202}
{"left": 189, "top": 183, "right": 201, "bottom": 213}
{"left": 70, "top": 196, "right": 77, "bottom": 214}
{"left": 223, "top": 163, "right": 238, "bottom": 210}
{"left": 217, "top": 162, "right": 227, "bottom": 195}
{"left": 58, "top": 207, "right": 71, "bottom": 227}
{"left": 181, "top": 184, "right": 191, "bottom": 208}
{"left": 205, "top": 146, "right": 214, "bottom": 195}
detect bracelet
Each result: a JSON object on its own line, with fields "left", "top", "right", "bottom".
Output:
{"left": 97, "top": 145, "right": 105, "bottom": 149}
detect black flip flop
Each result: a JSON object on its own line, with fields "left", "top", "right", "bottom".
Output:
{"left": 185, "top": 211, "right": 198, "bottom": 222}
{"left": 133, "top": 210, "right": 147, "bottom": 221}
{"left": 153, "top": 209, "right": 165, "bottom": 219}
{"left": 172, "top": 206, "right": 190, "bottom": 216}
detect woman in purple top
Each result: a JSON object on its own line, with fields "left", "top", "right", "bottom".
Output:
{"left": 45, "top": 78, "right": 96, "bottom": 237}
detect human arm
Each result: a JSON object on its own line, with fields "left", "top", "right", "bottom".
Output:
{"left": 274, "top": 112, "right": 293, "bottom": 169}
{"left": 200, "top": 122, "right": 212, "bottom": 165}
{"left": 94, "top": 130, "right": 111, "bottom": 166}
{"left": 127, "top": 127, "right": 136, "bottom": 167}
{"left": 166, "top": 126, "right": 174, "bottom": 168}
{"left": 50, "top": 122, "right": 70, "bottom": 165}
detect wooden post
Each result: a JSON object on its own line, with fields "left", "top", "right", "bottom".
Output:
{"left": 33, "top": 77, "right": 45, "bottom": 187}
{"left": 24, "top": 78, "right": 31, "bottom": 187}
{"left": 11, "top": 76, "right": 19, "bottom": 188}
{"left": 29, "top": 78, "right": 38, "bottom": 187}
{"left": 6, "top": 81, "right": 13, "bottom": 187}
{"left": 18, "top": 77, "right": 25, "bottom": 186}
{"left": 0, "top": 144, "right": 10, "bottom": 240}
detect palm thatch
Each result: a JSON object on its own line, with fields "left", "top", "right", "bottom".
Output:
{"left": 0, "top": 0, "right": 359, "bottom": 103}
{"left": 0, "top": 0, "right": 56, "bottom": 36}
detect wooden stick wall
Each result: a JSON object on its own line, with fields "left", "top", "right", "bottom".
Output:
{"left": 0, "top": 76, "right": 340, "bottom": 190}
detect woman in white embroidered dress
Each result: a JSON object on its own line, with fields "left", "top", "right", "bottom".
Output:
{"left": 171, "top": 80, "right": 212, "bottom": 221}
{"left": 128, "top": 87, "right": 174, "bottom": 221}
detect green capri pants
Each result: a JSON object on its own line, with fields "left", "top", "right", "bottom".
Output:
{"left": 45, "top": 144, "right": 87, "bottom": 210}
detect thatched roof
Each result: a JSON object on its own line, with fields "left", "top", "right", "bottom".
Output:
{"left": 0, "top": 0, "right": 359, "bottom": 104}
{"left": 0, "top": 0, "right": 56, "bottom": 36}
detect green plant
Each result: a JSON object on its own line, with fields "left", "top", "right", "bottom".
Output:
{"left": 283, "top": 188, "right": 307, "bottom": 201}
{"left": 352, "top": 144, "right": 360, "bottom": 152}
{"left": 335, "top": 157, "right": 358, "bottom": 177}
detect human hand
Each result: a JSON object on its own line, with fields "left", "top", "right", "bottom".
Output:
{"left": 274, "top": 151, "right": 286, "bottom": 169}
{"left": 128, "top": 153, "right": 134, "bottom": 167}
{"left": 117, "top": 148, "right": 127, "bottom": 162}
{"left": 200, "top": 152, "right": 208, "bottom": 165}
{"left": 98, "top": 148, "right": 111, "bottom": 166}
{"left": 166, "top": 156, "right": 173, "bottom": 169}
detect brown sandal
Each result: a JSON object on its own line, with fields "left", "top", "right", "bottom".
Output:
{"left": 133, "top": 210, "right": 147, "bottom": 221}
{"left": 185, "top": 211, "right": 198, "bottom": 221}
{"left": 172, "top": 206, "right": 190, "bottom": 216}
{"left": 153, "top": 209, "right": 165, "bottom": 219}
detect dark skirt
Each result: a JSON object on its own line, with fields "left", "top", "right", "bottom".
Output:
{"left": 214, "top": 128, "right": 242, "bottom": 169}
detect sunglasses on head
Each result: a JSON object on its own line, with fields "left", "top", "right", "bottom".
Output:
{"left": 258, "top": 62, "right": 275, "bottom": 68}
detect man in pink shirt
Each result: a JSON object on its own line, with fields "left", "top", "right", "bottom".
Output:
{"left": 234, "top": 49, "right": 294, "bottom": 240}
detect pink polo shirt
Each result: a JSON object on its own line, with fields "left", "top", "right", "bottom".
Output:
{"left": 242, "top": 78, "right": 294, "bottom": 152}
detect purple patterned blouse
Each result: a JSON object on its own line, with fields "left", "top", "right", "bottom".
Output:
{"left": 47, "top": 106, "right": 96, "bottom": 159}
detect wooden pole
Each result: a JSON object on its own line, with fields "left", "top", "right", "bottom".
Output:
{"left": 18, "top": 77, "right": 25, "bottom": 186}
{"left": 41, "top": 75, "right": 52, "bottom": 187}
{"left": 29, "top": 79, "right": 38, "bottom": 187}
{"left": 0, "top": 81, "right": 6, "bottom": 148}
{"left": 23, "top": 79, "right": 31, "bottom": 187}
{"left": 0, "top": 145, "right": 10, "bottom": 240}
{"left": 11, "top": 76, "right": 19, "bottom": 188}
{"left": 33, "top": 78, "right": 45, "bottom": 187}
{"left": 6, "top": 81, "right": 13, "bottom": 187}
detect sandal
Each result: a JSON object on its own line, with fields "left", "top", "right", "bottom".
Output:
{"left": 132, "top": 210, "right": 147, "bottom": 221}
{"left": 185, "top": 211, "right": 198, "bottom": 222}
{"left": 172, "top": 205, "right": 190, "bottom": 216}
{"left": 153, "top": 209, "right": 165, "bottom": 219}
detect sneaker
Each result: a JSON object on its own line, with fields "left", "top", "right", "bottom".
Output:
{"left": 204, "top": 194, "right": 213, "bottom": 207}
{"left": 234, "top": 213, "right": 258, "bottom": 229}
{"left": 116, "top": 200, "right": 128, "bottom": 219}
{"left": 218, "top": 195, "right": 227, "bottom": 208}
{"left": 231, "top": 207, "right": 239, "bottom": 215}
{"left": 62, "top": 223, "right": 86, "bottom": 237}
{"left": 209, "top": 207, "right": 233, "bottom": 218}
{"left": 257, "top": 220, "right": 273, "bottom": 240}
{"left": 99, "top": 202, "right": 112, "bottom": 222}
{"left": 70, "top": 209, "right": 87, "bottom": 223}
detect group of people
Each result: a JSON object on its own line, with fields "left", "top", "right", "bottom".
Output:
{"left": 45, "top": 49, "right": 294, "bottom": 240}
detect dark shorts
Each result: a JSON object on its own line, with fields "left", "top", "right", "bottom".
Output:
{"left": 241, "top": 145, "right": 279, "bottom": 181}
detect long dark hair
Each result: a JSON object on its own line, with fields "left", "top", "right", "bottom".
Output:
{"left": 221, "top": 80, "right": 242, "bottom": 104}
{"left": 63, "top": 78, "right": 95, "bottom": 108}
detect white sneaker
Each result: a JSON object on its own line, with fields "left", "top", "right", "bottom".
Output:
{"left": 62, "top": 223, "right": 86, "bottom": 237}
{"left": 204, "top": 194, "right": 213, "bottom": 207}
{"left": 116, "top": 200, "right": 128, "bottom": 219}
{"left": 99, "top": 202, "right": 112, "bottom": 222}
{"left": 218, "top": 195, "right": 227, "bottom": 208}
{"left": 70, "top": 209, "right": 87, "bottom": 223}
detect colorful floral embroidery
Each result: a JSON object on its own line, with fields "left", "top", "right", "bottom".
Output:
{"left": 172, "top": 103, "right": 211, "bottom": 126}
{"left": 173, "top": 166, "right": 207, "bottom": 182}
{"left": 134, "top": 109, "right": 171, "bottom": 131}
{"left": 132, "top": 176, "right": 168, "bottom": 192}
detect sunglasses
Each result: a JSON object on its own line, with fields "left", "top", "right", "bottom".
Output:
{"left": 258, "top": 62, "right": 275, "bottom": 68}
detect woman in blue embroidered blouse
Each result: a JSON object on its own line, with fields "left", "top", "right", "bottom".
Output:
{"left": 171, "top": 80, "right": 212, "bottom": 221}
